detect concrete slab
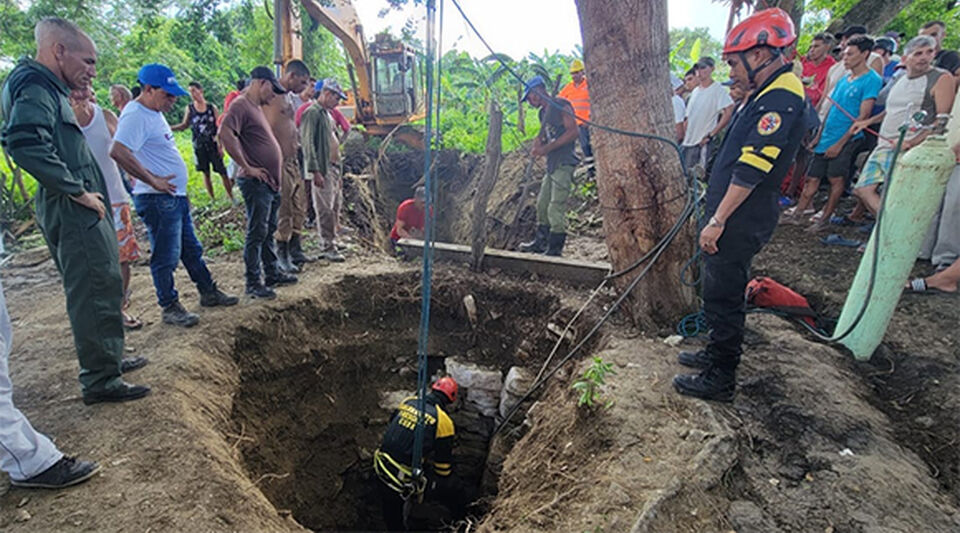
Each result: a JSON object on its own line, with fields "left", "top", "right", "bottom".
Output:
{"left": 397, "top": 238, "right": 611, "bottom": 286}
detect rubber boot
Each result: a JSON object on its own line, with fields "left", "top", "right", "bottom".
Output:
{"left": 519, "top": 225, "right": 549, "bottom": 253}
{"left": 276, "top": 240, "right": 301, "bottom": 274}
{"left": 545, "top": 232, "right": 566, "bottom": 257}
{"left": 288, "top": 233, "right": 314, "bottom": 266}
{"left": 673, "top": 365, "right": 736, "bottom": 402}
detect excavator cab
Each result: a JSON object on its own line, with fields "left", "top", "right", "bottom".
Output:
{"left": 290, "top": 0, "right": 426, "bottom": 142}
{"left": 372, "top": 45, "right": 421, "bottom": 118}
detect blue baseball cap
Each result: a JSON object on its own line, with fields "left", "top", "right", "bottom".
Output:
{"left": 522, "top": 76, "right": 546, "bottom": 102}
{"left": 137, "top": 64, "right": 188, "bottom": 97}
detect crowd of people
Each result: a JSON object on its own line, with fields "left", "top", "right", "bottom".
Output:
{"left": 517, "top": 10, "right": 960, "bottom": 404}
{"left": 0, "top": 15, "right": 431, "bottom": 490}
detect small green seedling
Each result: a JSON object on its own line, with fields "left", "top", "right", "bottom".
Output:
{"left": 572, "top": 356, "right": 616, "bottom": 408}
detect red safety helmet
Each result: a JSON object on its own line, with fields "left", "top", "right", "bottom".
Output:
{"left": 431, "top": 377, "right": 459, "bottom": 404}
{"left": 724, "top": 8, "right": 797, "bottom": 55}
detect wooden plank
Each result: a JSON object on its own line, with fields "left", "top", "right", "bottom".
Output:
{"left": 397, "top": 238, "right": 610, "bottom": 286}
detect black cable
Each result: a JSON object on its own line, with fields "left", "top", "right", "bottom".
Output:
{"left": 493, "top": 206, "right": 678, "bottom": 437}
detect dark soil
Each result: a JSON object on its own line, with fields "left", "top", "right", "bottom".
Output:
{"left": 229, "top": 269, "right": 596, "bottom": 531}
{"left": 755, "top": 205, "right": 960, "bottom": 504}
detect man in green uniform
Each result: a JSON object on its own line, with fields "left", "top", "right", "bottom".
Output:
{"left": 0, "top": 17, "right": 150, "bottom": 405}
{"left": 518, "top": 76, "right": 580, "bottom": 257}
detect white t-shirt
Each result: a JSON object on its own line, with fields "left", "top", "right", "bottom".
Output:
{"left": 114, "top": 101, "right": 189, "bottom": 196}
{"left": 672, "top": 94, "right": 686, "bottom": 124}
{"left": 682, "top": 82, "right": 733, "bottom": 147}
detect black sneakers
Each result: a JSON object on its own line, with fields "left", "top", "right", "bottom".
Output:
{"left": 199, "top": 285, "right": 240, "bottom": 307}
{"left": 677, "top": 350, "right": 715, "bottom": 369}
{"left": 82, "top": 381, "right": 152, "bottom": 405}
{"left": 246, "top": 284, "right": 277, "bottom": 300}
{"left": 264, "top": 272, "right": 298, "bottom": 287}
{"left": 10, "top": 457, "right": 101, "bottom": 489}
{"left": 162, "top": 301, "right": 199, "bottom": 328}
{"left": 673, "top": 366, "right": 736, "bottom": 403}
{"left": 120, "top": 356, "right": 149, "bottom": 373}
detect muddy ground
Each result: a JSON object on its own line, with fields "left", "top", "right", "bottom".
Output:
{"left": 0, "top": 149, "right": 958, "bottom": 533}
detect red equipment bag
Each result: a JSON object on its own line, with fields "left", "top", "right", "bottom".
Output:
{"left": 745, "top": 277, "right": 818, "bottom": 328}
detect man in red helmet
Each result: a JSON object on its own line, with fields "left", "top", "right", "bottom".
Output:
{"left": 675, "top": 8, "right": 808, "bottom": 402}
{"left": 374, "top": 377, "right": 470, "bottom": 530}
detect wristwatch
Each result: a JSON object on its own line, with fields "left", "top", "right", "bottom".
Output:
{"left": 708, "top": 216, "right": 724, "bottom": 228}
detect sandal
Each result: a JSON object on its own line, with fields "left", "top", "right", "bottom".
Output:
{"left": 821, "top": 234, "right": 862, "bottom": 247}
{"left": 905, "top": 278, "right": 957, "bottom": 296}
{"left": 123, "top": 313, "right": 144, "bottom": 330}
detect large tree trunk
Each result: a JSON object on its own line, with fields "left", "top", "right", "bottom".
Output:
{"left": 471, "top": 100, "right": 503, "bottom": 271}
{"left": 777, "top": 0, "right": 805, "bottom": 32}
{"left": 575, "top": 0, "right": 696, "bottom": 329}
{"left": 826, "top": 0, "right": 912, "bottom": 34}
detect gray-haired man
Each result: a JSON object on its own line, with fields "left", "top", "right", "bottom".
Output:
{"left": 301, "top": 78, "right": 348, "bottom": 262}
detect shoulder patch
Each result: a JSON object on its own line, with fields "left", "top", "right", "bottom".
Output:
{"left": 757, "top": 112, "right": 782, "bottom": 135}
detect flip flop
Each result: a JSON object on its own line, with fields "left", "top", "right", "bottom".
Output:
{"left": 905, "top": 278, "right": 958, "bottom": 296}
{"left": 123, "top": 313, "right": 144, "bottom": 330}
{"left": 821, "top": 234, "right": 862, "bottom": 247}
{"left": 857, "top": 222, "right": 875, "bottom": 234}
{"left": 830, "top": 215, "right": 865, "bottom": 227}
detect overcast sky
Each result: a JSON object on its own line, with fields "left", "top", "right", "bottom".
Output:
{"left": 354, "top": 0, "right": 732, "bottom": 59}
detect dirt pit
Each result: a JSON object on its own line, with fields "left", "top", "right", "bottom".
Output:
{"left": 228, "top": 270, "right": 592, "bottom": 531}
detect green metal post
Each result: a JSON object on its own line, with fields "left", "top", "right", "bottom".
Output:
{"left": 836, "top": 135, "right": 956, "bottom": 359}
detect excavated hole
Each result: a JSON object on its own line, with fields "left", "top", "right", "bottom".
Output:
{"left": 229, "top": 271, "right": 590, "bottom": 531}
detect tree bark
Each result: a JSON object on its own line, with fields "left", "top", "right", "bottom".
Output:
{"left": 776, "top": 0, "right": 804, "bottom": 32}
{"left": 576, "top": 0, "right": 696, "bottom": 329}
{"left": 471, "top": 100, "right": 503, "bottom": 271}
{"left": 826, "top": 0, "right": 913, "bottom": 34}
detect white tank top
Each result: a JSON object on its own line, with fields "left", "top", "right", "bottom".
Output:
{"left": 79, "top": 104, "right": 129, "bottom": 205}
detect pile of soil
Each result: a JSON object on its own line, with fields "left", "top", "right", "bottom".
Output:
{"left": 479, "top": 203, "right": 960, "bottom": 532}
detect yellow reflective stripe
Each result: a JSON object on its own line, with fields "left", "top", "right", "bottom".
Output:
{"left": 436, "top": 408, "right": 455, "bottom": 438}
{"left": 375, "top": 450, "right": 413, "bottom": 476}
{"left": 739, "top": 152, "right": 774, "bottom": 172}
{"left": 757, "top": 71, "right": 805, "bottom": 99}
{"left": 374, "top": 454, "right": 406, "bottom": 493}
{"left": 434, "top": 462, "right": 451, "bottom": 469}
{"left": 760, "top": 146, "right": 782, "bottom": 159}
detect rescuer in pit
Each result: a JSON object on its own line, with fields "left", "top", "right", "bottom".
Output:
{"left": 374, "top": 377, "right": 472, "bottom": 530}
{"left": 674, "top": 8, "right": 808, "bottom": 402}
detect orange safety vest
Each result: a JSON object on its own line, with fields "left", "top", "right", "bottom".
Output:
{"left": 558, "top": 78, "right": 590, "bottom": 125}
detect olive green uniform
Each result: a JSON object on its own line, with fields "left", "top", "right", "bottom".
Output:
{"left": 536, "top": 97, "right": 579, "bottom": 233}
{"left": 1, "top": 58, "right": 124, "bottom": 394}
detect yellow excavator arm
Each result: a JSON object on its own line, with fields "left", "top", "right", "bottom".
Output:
{"left": 276, "top": 0, "right": 425, "bottom": 140}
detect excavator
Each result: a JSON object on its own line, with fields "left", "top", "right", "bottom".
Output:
{"left": 273, "top": 0, "right": 426, "bottom": 147}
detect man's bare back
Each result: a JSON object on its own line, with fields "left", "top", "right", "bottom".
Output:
{"left": 262, "top": 93, "right": 298, "bottom": 159}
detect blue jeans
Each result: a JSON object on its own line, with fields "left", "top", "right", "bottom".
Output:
{"left": 237, "top": 178, "right": 281, "bottom": 287}
{"left": 134, "top": 194, "right": 214, "bottom": 308}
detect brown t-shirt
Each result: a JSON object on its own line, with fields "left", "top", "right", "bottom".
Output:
{"left": 219, "top": 95, "right": 282, "bottom": 191}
